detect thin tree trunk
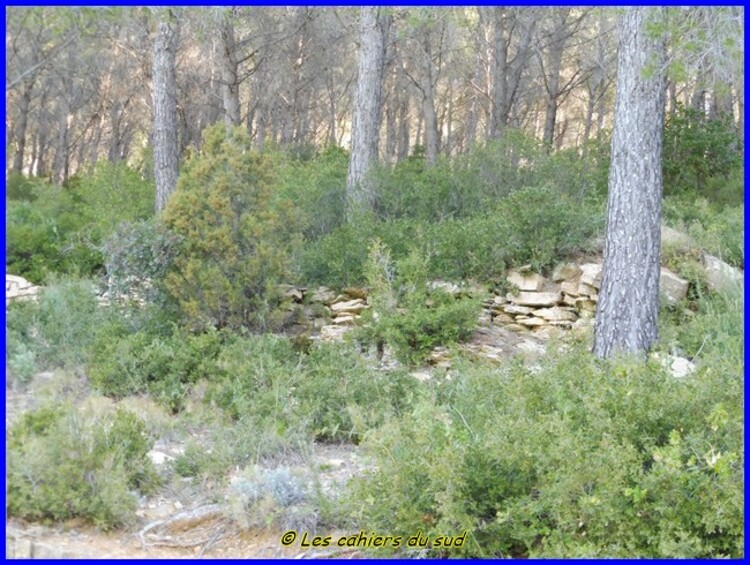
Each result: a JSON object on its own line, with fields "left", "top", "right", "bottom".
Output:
{"left": 52, "top": 103, "right": 69, "bottom": 184}
{"left": 152, "top": 9, "right": 181, "bottom": 212}
{"left": 12, "top": 79, "right": 34, "bottom": 174}
{"left": 219, "top": 8, "right": 241, "bottom": 128}
{"left": 420, "top": 32, "right": 439, "bottom": 166}
{"left": 488, "top": 8, "right": 508, "bottom": 140}
{"left": 593, "top": 7, "right": 666, "bottom": 360}
{"left": 396, "top": 90, "right": 410, "bottom": 162}
{"left": 541, "top": 9, "right": 570, "bottom": 149}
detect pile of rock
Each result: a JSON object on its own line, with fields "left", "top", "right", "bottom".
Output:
{"left": 484, "top": 260, "right": 692, "bottom": 335}
{"left": 278, "top": 284, "right": 370, "bottom": 342}
{"left": 5, "top": 275, "right": 41, "bottom": 306}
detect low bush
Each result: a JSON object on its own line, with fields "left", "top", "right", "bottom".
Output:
{"left": 6, "top": 277, "right": 113, "bottom": 374}
{"left": 88, "top": 326, "right": 227, "bottom": 413}
{"left": 299, "top": 187, "right": 602, "bottom": 288}
{"left": 6, "top": 171, "right": 40, "bottom": 201}
{"left": 7, "top": 403, "right": 159, "bottom": 530}
{"left": 100, "top": 218, "right": 181, "bottom": 308}
{"left": 356, "top": 242, "right": 481, "bottom": 366}
{"left": 228, "top": 466, "right": 318, "bottom": 532}
{"left": 6, "top": 199, "right": 64, "bottom": 284}
{"left": 6, "top": 165, "right": 155, "bottom": 284}
{"left": 347, "top": 318, "right": 743, "bottom": 557}
{"left": 663, "top": 105, "right": 743, "bottom": 203}
{"left": 663, "top": 197, "right": 744, "bottom": 269}
{"left": 275, "top": 144, "right": 349, "bottom": 240}
{"left": 207, "top": 333, "right": 419, "bottom": 443}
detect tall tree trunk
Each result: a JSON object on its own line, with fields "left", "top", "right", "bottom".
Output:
{"left": 541, "top": 9, "right": 570, "bottom": 149}
{"left": 385, "top": 89, "right": 397, "bottom": 161}
{"left": 52, "top": 103, "right": 70, "bottom": 184}
{"left": 152, "top": 9, "right": 181, "bottom": 212}
{"left": 346, "top": 7, "right": 390, "bottom": 217}
{"left": 488, "top": 8, "right": 508, "bottom": 140}
{"left": 218, "top": 8, "right": 241, "bottom": 128}
{"left": 396, "top": 89, "right": 410, "bottom": 162}
{"left": 593, "top": 7, "right": 666, "bottom": 360}
{"left": 419, "top": 31, "right": 439, "bottom": 166}
{"left": 465, "top": 92, "right": 478, "bottom": 149}
{"left": 736, "top": 80, "right": 744, "bottom": 144}
{"left": 12, "top": 79, "right": 34, "bottom": 174}
{"left": 327, "top": 74, "right": 338, "bottom": 146}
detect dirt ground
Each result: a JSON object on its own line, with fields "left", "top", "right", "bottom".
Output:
{"left": 5, "top": 371, "right": 371, "bottom": 559}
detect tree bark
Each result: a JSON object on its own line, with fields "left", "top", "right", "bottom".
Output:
{"left": 488, "top": 8, "right": 508, "bottom": 140}
{"left": 152, "top": 9, "right": 181, "bottom": 212}
{"left": 346, "top": 7, "right": 390, "bottom": 217}
{"left": 541, "top": 9, "right": 572, "bottom": 149}
{"left": 11, "top": 78, "right": 34, "bottom": 174}
{"left": 593, "top": 7, "right": 666, "bottom": 360}
{"left": 218, "top": 8, "right": 241, "bottom": 128}
{"left": 419, "top": 27, "right": 439, "bottom": 166}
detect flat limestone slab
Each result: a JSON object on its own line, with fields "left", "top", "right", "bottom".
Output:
{"left": 509, "top": 291, "right": 562, "bottom": 307}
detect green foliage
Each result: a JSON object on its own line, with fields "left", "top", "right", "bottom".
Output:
{"left": 275, "top": 144, "right": 349, "bottom": 240}
{"left": 172, "top": 440, "right": 232, "bottom": 479}
{"left": 5, "top": 165, "right": 154, "bottom": 283}
{"left": 206, "top": 334, "right": 418, "bottom": 443}
{"left": 161, "top": 125, "right": 296, "bottom": 330}
{"left": 7, "top": 403, "right": 159, "bottom": 530}
{"left": 348, "top": 331, "right": 743, "bottom": 557}
{"left": 101, "top": 218, "right": 181, "bottom": 308}
{"left": 60, "top": 161, "right": 156, "bottom": 272}
{"left": 355, "top": 242, "right": 480, "bottom": 366}
{"left": 663, "top": 105, "right": 743, "bottom": 204}
{"left": 662, "top": 197, "right": 744, "bottom": 268}
{"left": 87, "top": 326, "right": 227, "bottom": 413}
{"left": 299, "top": 186, "right": 603, "bottom": 287}
{"left": 6, "top": 171, "right": 39, "bottom": 201}
{"left": 6, "top": 277, "right": 113, "bottom": 373}
{"left": 490, "top": 186, "right": 604, "bottom": 273}
{"left": 229, "top": 466, "right": 318, "bottom": 532}
{"left": 6, "top": 198, "right": 65, "bottom": 284}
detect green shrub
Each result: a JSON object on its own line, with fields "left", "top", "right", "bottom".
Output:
{"left": 275, "top": 144, "right": 348, "bottom": 240}
{"left": 355, "top": 243, "right": 480, "bottom": 366}
{"left": 101, "top": 218, "right": 182, "bottom": 319}
{"left": 6, "top": 277, "right": 113, "bottom": 371}
{"left": 662, "top": 197, "right": 744, "bottom": 269}
{"left": 295, "top": 342, "right": 419, "bottom": 441}
{"left": 172, "top": 440, "right": 233, "bottom": 479}
{"left": 206, "top": 334, "right": 419, "bottom": 444}
{"left": 88, "top": 326, "right": 227, "bottom": 413}
{"left": 348, "top": 332, "right": 743, "bottom": 557}
{"left": 7, "top": 340, "right": 38, "bottom": 385}
{"left": 229, "top": 465, "right": 319, "bottom": 532}
{"left": 686, "top": 203, "right": 744, "bottom": 269}
{"left": 298, "top": 186, "right": 603, "bottom": 288}
{"left": 491, "top": 186, "right": 604, "bottom": 273}
{"left": 7, "top": 403, "right": 159, "bottom": 530}
{"left": 663, "top": 105, "right": 743, "bottom": 203}
{"left": 6, "top": 165, "right": 154, "bottom": 283}
{"left": 6, "top": 171, "right": 39, "bottom": 201}
{"left": 161, "top": 125, "right": 296, "bottom": 330}
{"left": 6, "top": 199, "right": 63, "bottom": 284}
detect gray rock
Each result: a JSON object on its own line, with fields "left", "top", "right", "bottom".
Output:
{"left": 507, "top": 270, "right": 546, "bottom": 292}
{"left": 703, "top": 253, "right": 743, "bottom": 293}
{"left": 551, "top": 262, "right": 582, "bottom": 282}
{"left": 579, "top": 263, "right": 602, "bottom": 288}
{"left": 510, "top": 291, "right": 562, "bottom": 307}
{"left": 659, "top": 268, "right": 689, "bottom": 304}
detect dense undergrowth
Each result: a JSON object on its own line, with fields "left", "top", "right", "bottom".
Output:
{"left": 5, "top": 111, "right": 744, "bottom": 555}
